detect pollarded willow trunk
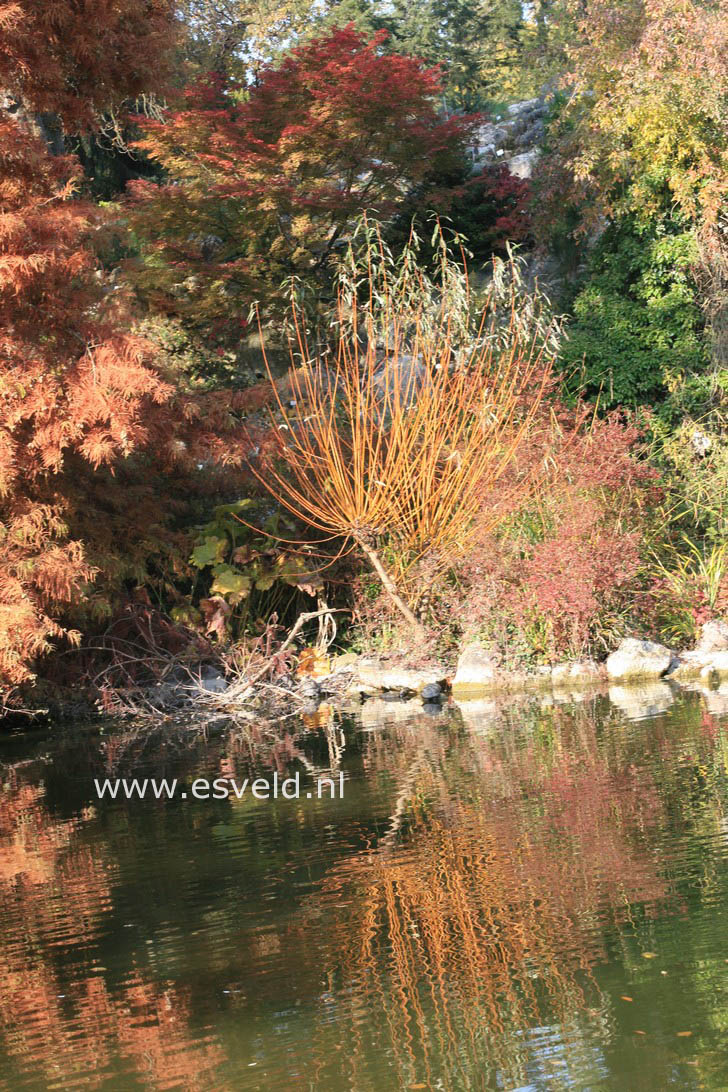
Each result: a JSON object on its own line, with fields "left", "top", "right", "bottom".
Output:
{"left": 354, "top": 536, "right": 427, "bottom": 642}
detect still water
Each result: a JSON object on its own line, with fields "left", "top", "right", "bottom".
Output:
{"left": 2, "top": 686, "right": 728, "bottom": 1090}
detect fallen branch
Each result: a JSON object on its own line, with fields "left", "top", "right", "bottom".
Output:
{"left": 245, "top": 608, "right": 349, "bottom": 688}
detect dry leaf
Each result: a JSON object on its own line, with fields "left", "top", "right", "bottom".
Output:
{"left": 297, "top": 646, "right": 330, "bottom": 678}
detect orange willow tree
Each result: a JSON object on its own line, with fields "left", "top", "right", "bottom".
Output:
{"left": 252, "top": 230, "right": 552, "bottom": 635}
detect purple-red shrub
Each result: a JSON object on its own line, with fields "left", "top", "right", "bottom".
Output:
{"left": 413, "top": 411, "right": 660, "bottom": 662}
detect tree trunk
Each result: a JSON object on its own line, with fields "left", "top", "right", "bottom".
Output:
{"left": 355, "top": 537, "right": 427, "bottom": 641}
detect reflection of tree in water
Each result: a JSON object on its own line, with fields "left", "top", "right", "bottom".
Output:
{"left": 1, "top": 696, "right": 726, "bottom": 1090}
{"left": 0, "top": 772, "right": 224, "bottom": 1091}
{"left": 304, "top": 702, "right": 689, "bottom": 1091}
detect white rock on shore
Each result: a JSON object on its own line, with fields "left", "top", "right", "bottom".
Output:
{"left": 452, "top": 643, "right": 500, "bottom": 697}
{"left": 696, "top": 620, "right": 728, "bottom": 653}
{"left": 355, "top": 659, "right": 444, "bottom": 694}
{"left": 551, "top": 660, "right": 603, "bottom": 687}
{"left": 606, "top": 638, "right": 672, "bottom": 681}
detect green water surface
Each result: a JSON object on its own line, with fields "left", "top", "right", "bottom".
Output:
{"left": 2, "top": 686, "right": 728, "bottom": 1090}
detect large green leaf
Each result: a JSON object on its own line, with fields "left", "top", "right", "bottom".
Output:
{"left": 210, "top": 565, "right": 252, "bottom": 601}
{"left": 190, "top": 535, "right": 227, "bottom": 568}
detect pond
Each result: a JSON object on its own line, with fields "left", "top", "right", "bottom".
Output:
{"left": 2, "top": 686, "right": 728, "bottom": 1090}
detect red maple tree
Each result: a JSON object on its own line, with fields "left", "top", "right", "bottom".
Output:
{"left": 128, "top": 25, "right": 480, "bottom": 329}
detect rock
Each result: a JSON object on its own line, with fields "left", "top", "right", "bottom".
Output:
{"left": 608, "top": 681, "right": 675, "bottom": 721}
{"left": 666, "top": 648, "right": 728, "bottom": 682}
{"left": 355, "top": 659, "right": 442, "bottom": 694}
{"left": 197, "top": 667, "right": 227, "bottom": 694}
{"left": 700, "top": 651, "right": 728, "bottom": 678}
{"left": 421, "top": 682, "right": 443, "bottom": 702}
{"left": 514, "top": 121, "right": 545, "bottom": 149}
{"left": 331, "top": 652, "right": 359, "bottom": 672}
{"left": 200, "top": 233, "right": 223, "bottom": 261}
{"left": 666, "top": 652, "right": 705, "bottom": 681}
{"left": 508, "top": 113, "right": 530, "bottom": 138}
{"left": 297, "top": 677, "right": 321, "bottom": 700}
{"left": 606, "top": 638, "right": 672, "bottom": 681}
{"left": 506, "top": 150, "right": 541, "bottom": 179}
{"left": 696, "top": 620, "right": 728, "bottom": 653}
{"left": 551, "top": 660, "right": 603, "bottom": 687}
{"left": 452, "top": 644, "right": 500, "bottom": 697}
{"left": 474, "top": 121, "right": 504, "bottom": 147}
{"left": 504, "top": 668, "right": 551, "bottom": 692}
{"left": 507, "top": 97, "right": 541, "bottom": 117}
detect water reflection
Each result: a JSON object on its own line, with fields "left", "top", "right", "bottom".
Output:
{"left": 0, "top": 766, "right": 223, "bottom": 1090}
{"left": 0, "top": 690, "right": 727, "bottom": 1089}
{"left": 306, "top": 702, "right": 679, "bottom": 1090}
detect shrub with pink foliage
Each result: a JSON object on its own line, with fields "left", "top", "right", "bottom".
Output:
{"left": 399, "top": 411, "right": 662, "bottom": 663}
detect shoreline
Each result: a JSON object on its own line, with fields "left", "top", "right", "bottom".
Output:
{"left": 16, "top": 623, "right": 728, "bottom": 729}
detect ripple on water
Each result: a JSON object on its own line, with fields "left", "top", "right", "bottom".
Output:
{"left": 1, "top": 690, "right": 728, "bottom": 1089}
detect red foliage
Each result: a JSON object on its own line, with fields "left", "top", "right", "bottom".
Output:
{"left": 0, "top": 0, "right": 177, "bottom": 130}
{"left": 0, "top": 128, "right": 252, "bottom": 694}
{"left": 513, "top": 503, "right": 643, "bottom": 654}
{"left": 128, "top": 25, "right": 480, "bottom": 325}
{"left": 0, "top": 111, "right": 164, "bottom": 691}
{"left": 435, "top": 165, "right": 532, "bottom": 257}
{"left": 438, "top": 412, "right": 659, "bottom": 660}
{"left": 512, "top": 416, "right": 658, "bottom": 656}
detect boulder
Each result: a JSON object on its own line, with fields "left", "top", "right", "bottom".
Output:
{"left": 696, "top": 620, "right": 728, "bottom": 653}
{"left": 355, "top": 659, "right": 443, "bottom": 694}
{"left": 452, "top": 644, "right": 499, "bottom": 697}
{"left": 474, "top": 121, "right": 507, "bottom": 147}
{"left": 668, "top": 647, "right": 728, "bottom": 681}
{"left": 700, "top": 650, "right": 728, "bottom": 678}
{"left": 551, "top": 660, "right": 603, "bottom": 687}
{"left": 330, "top": 652, "right": 358, "bottom": 672}
{"left": 667, "top": 651, "right": 705, "bottom": 681}
{"left": 197, "top": 666, "right": 227, "bottom": 694}
{"left": 606, "top": 638, "right": 672, "bottom": 681}
{"left": 507, "top": 97, "right": 541, "bottom": 117}
{"left": 421, "top": 682, "right": 443, "bottom": 702}
{"left": 297, "top": 677, "right": 321, "bottom": 701}
{"left": 506, "top": 149, "right": 541, "bottom": 179}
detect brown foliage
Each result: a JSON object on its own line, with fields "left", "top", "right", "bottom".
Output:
{"left": 0, "top": 773, "right": 224, "bottom": 1088}
{"left": 0, "top": 1, "right": 246, "bottom": 699}
{"left": 0, "top": 0, "right": 177, "bottom": 131}
{"left": 0, "top": 117, "right": 171, "bottom": 693}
